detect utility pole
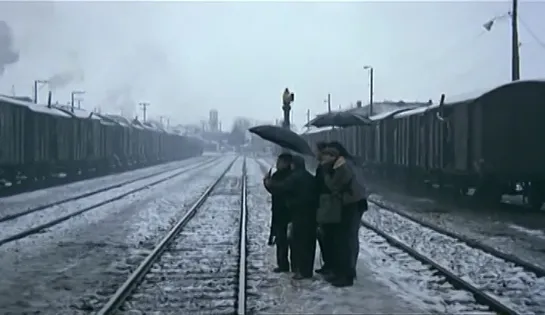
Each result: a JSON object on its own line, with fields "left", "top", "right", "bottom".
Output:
{"left": 511, "top": 0, "right": 520, "bottom": 81}
{"left": 34, "top": 80, "right": 48, "bottom": 103}
{"left": 139, "top": 102, "right": 150, "bottom": 122}
{"left": 71, "top": 90, "right": 85, "bottom": 112}
{"left": 364, "top": 65, "right": 374, "bottom": 116}
{"left": 306, "top": 109, "right": 311, "bottom": 130}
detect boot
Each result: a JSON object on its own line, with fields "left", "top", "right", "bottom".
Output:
{"left": 330, "top": 276, "right": 354, "bottom": 287}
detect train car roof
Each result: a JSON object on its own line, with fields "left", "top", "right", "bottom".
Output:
{"left": 53, "top": 105, "right": 102, "bottom": 120}
{"left": 433, "top": 79, "right": 545, "bottom": 108}
{"left": 393, "top": 106, "right": 430, "bottom": 119}
{"left": 105, "top": 114, "right": 133, "bottom": 127}
{"left": 370, "top": 107, "right": 420, "bottom": 121}
{"left": 0, "top": 95, "right": 72, "bottom": 118}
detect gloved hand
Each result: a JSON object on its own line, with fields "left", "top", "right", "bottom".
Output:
{"left": 287, "top": 223, "right": 293, "bottom": 241}
{"left": 267, "top": 233, "right": 276, "bottom": 246}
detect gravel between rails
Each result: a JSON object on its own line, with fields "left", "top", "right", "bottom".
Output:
{"left": 107, "top": 158, "right": 245, "bottom": 315}
{"left": 0, "top": 156, "right": 218, "bottom": 224}
{"left": 358, "top": 226, "right": 494, "bottom": 314}
{"left": 365, "top": 205, "right": 545, "bottom": 315}
{"left": 0, "top": 156, "right": 212, "bottom": 212}
{"left": 0, "top": 157, "right": 235, "bottom": 315}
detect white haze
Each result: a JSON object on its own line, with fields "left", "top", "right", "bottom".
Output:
{"left": 0, "top": 1, "right": 544, "bottom": 129}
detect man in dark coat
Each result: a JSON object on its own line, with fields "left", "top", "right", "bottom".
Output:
{"left": 314, "top": 141, "right": 334, "bottom": 275}
{"left": 263, "top": 153, "right": 294, "bottom": 273}
{"left": 265, "top": 155, "right": 317, "bottom": 279}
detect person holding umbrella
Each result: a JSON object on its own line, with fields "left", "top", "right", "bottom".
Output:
{"left": 264, "top": 155, "right": 317, "bottom": 280}
{"left": 263, "top": 153, "right": 295, "bottom": 273}
{"left": 320, "top": 144, "right": 367, "bottom": 287}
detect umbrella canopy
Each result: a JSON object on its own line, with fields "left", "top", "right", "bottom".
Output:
{"left": 306, "top": 111, "right": 371, "bottom": 128}
{"left": 248, "top": 125, "right": 315, "bottom": 156}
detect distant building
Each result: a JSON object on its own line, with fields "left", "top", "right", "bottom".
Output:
{"left": 209, "top": 109, "right": 219, "bottom": 132}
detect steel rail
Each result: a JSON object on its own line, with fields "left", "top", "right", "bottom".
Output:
{"left": 237, "top": 157, "right": 248, "bottom": 315}
{"left": 361, "top": 219, "right": 520, "bottom": 315}
{"left": 0, "top": 156, "right": 218, "bottom": 223}
{"left": 96, "top": 156, "right": 238, "bottom": 315}
{"left": 0, "top": 157, "right": 224, "bottom": 247}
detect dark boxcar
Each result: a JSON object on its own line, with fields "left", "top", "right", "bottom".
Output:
{"left": 25, "top": 103, "right": 73, "bottom": 176}
{"left": 465, "top": 80, "right": 545, "bottom": 207}
{"left": 0, "top": 96, "right": 27, "bottom": 181}
{"left": 55, "top": 106, "right": 104, "bottom": 172}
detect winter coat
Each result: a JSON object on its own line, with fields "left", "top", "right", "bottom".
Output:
{"left": 323, "top": 156, "right": 366, "bottom": 206}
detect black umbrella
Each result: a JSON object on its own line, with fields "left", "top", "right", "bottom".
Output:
{"left": 306, "top": 111, "right": 371, "bottom": 128}
{"left": 248, "top": 125, "right": 315, "bottom": 156}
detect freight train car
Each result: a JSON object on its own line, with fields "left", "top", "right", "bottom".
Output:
{"left": 0, "top": 95, "right": 202, "bottom": 194}
{"left": 302, "top": 80, "right": 545, "bottom": 210}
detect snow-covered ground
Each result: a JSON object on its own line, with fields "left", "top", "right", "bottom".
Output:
{"left": 115, "top": 157, "right": 244, "bottom": 314}
{"left": 0, "top": 158, "right": 218, "bottom": 244}
{"left": 0, "top": 155, "right": 213, "bottom": 217}
{"left": 0, "top": 156, "right": 234, "bottom": 314}
{"left": 245, "top": 158, "right": 424, "bottom": 314}
{"left": 368, "top": 189, "right": 545, "bottom": 271}
{"left": 365, "top": 205, "right": 545, "bottom": 315}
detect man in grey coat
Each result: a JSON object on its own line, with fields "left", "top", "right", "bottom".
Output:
{"left": 321, "top": 144, "right": 368, "bottom": 287}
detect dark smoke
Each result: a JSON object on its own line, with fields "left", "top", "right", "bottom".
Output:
{"left": 0, "top": 20, "right": 19, "bottom": 75}
{"left": 47, "top": 68, "right": 85, "bottom": 90}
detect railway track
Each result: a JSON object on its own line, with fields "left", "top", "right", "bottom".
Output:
{"left": 368, "top": 198, "right": 545, "bottom": 278}
{"left": 363, "top": 209, "right": 545, "bottom": 315}
{"left": 0, "top": 157, "right": 207, "bottom": 198}
{"left": 0, "top": 156, "right": 224, "bottom": 247}
{"left": 96, "top": 156, "right": 248, "bottom": 315}
{"left": 0, "top": 156, "right": 217, "bottom": 223}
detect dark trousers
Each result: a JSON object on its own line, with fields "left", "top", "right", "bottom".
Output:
{"left": 331, "top": 202, "right": 363, "bottom": 279}
{"left": 292, "top": 221, "right": 317, "bottom": 276}
{"left": 349, "top": 199, "right": 367, "bottom": 272}
{"left": 274, "top": 222, "right": 294, "bottom": 270}
{"left": 317, "top": 223, "right": 335, "bottom": 269}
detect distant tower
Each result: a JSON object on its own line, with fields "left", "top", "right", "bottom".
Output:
{"left": 209, "top": 109, "right": 219, "bottom": 132}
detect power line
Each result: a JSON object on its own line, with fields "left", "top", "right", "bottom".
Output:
{"left": 518, "top": 15, "right": 545, "bottom": 51}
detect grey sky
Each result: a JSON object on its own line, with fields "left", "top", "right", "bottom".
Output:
{"left": 0, "top": 1, "right": 543, "bottom": 129}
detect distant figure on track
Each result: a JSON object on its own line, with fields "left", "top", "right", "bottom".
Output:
{"left": 263, "top": 153, "right": 294, "bottom": 273}
{"left": 265, "top": 155, "right": 317, "bottom": 279}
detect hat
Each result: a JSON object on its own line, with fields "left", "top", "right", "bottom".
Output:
{"left": 321, "top": 147, "right": 340, "bottom": 157}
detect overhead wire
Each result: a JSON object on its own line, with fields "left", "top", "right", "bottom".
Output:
{"left": 518, "top": 15, "right": 545, "bottom": 51}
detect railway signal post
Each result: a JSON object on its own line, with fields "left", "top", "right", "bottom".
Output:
{"left": 282, "top": 88, "right": 294, "bottom": 131}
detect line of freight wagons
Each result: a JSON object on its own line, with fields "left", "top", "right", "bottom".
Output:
{"left": 302, "top": 79, "right": 545, "bottom": 210}
{"left": 0, "top": 94, "right": 203, "bottom": 185}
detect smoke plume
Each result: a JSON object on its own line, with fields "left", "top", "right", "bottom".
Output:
{"left": 47, "top": 68, "right": 85, "bottom": 90}
{"left": 0, "top": 20, "right": 19, "bottom": 75}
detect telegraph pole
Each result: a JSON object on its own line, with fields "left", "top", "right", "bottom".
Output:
{"left": 364, "top": 65, "right": 374, "bottom": 116}
{"left": 306, "top": 109, "right": 311, "bottom": 130}
{"left": 71, "top": 90, "right": 85, "bottom": 112}
{"left": 139, "top": 102, "right": 150, "bottom": 122}
{"left": 511, "top": 0, "right": 520, "bottom": 81}
{"left": 34, "top": 80, "right": 48, "bottom": 103}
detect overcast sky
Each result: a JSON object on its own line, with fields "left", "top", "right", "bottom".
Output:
{"left": 0, "top": 1, "right": 544, "bottom": 130}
